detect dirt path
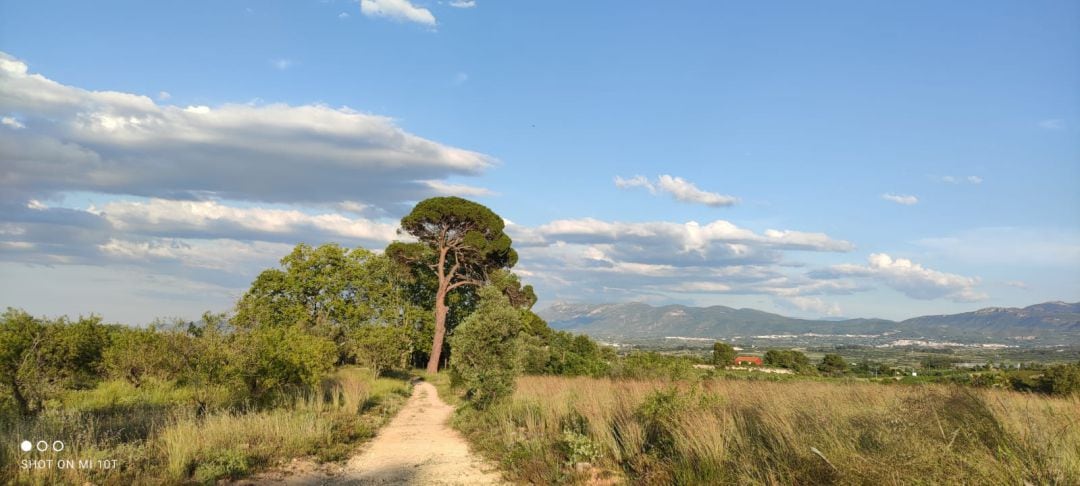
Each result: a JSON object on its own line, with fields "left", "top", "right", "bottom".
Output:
{"left": 241, "top": 381, "right": 507, "bottom": 485}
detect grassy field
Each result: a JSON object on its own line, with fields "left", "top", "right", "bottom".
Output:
{"left": 453, "top": 376, "right": 1080, "bottom": 485}
{"left": 0, "top": 367, "right": 411, "bottom": 485}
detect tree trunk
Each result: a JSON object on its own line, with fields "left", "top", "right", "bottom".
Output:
{"left": 9, "top": 378, "right": 30, "bottom": 416}
{"left": 426, "top": 287, "right": 449, "bottom": 374}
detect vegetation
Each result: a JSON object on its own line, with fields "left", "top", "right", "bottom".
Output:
{"left": 453, "top": 376, "right": 1080, "bottom": 485}
{"left": 449, "top": 286, "right": 524, "bottom": 409}
{"left": 764, "top": 349, "right": 812, "bottom": 371}
{"left": 4, "top": 195, "right": 1078, "bottom": 484}
{"left": 390, "top": 196, "right": 518, "bottom": 373}
{"left": 711, "top": 342, "right": 736, "bottom": 367}
{"left": 817, "top": 353, "right": 848, "bottom": 374}
{"left": 0, "top": 366, "right": 410, "bottom": 485}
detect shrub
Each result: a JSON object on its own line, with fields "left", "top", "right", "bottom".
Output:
{"left": 818, "top": 353, "right": 848, "bottom": 374}
{"left": 711, "top": 342, "right": 736, "bottom": 367}
{"left": 449, "top": 285, "right": 523, "bottom": 409}
{"left": 348, "top": 324, "right": 412, "bottom": 377}
{"left": 1039, "top": 362, "right": 1080, "bottom": 396}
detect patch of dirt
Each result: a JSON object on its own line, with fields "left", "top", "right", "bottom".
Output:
{"left": 235, "top": 381, "right": 507, "bottom": 485}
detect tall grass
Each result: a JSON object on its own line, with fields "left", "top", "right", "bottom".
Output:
{"left": 0, "top": 367, "right": 411, "bottom": 485}
{"left": 454, "top": 376, "right": 1080, "bottom": 485}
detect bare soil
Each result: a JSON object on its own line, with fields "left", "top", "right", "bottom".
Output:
{"left": 236, "top": 381, "right": 507, "bottom": 485}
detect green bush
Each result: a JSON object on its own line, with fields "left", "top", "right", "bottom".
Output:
{"left": 449, "top": 285, "right": 523, "bottom": 409}
{"left": 1039, "top": 362, "right": 1080, "bottom": 396}
{"left": 348, "top": 324, "right": 412, "bottom": 377}
{"left": 712, "top": 342, "right": 736, "bottom": 367}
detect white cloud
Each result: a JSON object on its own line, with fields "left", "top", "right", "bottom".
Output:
{"left": 775, "top": 296, "right": 843, "bottom": 317}
{"left": 270, "top": 58, "right": 294, "bottom": 70}
{"left": 527, "top": 218, "right": 854, "bottom": 253}
{"left": 1, "top": 116, "right": 24, "bottom": 129}
{"left": 0, "top": 51, "right": 493, "bottom": 209}
{"left": 156, "top": 91, "right": 171, "bottom": 101}
{"left": 98, "top": 237, "right": 294, "bottom": 271}
{"left": 813, "top": 253, "right": 985, "bottom": 302}
{"left": 881, "top": 193, "right": 918, "bottom": 205}
{"left": 448, "top": 0, "right": 476, "bottom": 8}
{"left": 422, "top": 180, "right": 494, "bottom": 197}
{"left": 338, "top": 12, "right": 351, "bottom": 19}
{"left": 1038, "top": 119, "right": 1065, "bottom": 130}
{"left": 360, "top": 0, "right": 436, "bottom": 26}
{"left": 93, "top": 198, "right": 399, "bottom": 245}
{"left": 613, "top": 175, "right": 654, "bottom": 192}
{"left": 614, "top": 174, "right": 737, "bottom": 207}
{"left": 934, "top": 175, "right": 983, "bottom": 185}
{"left": 453, "top": 72, "right": 469, "bottom": 84}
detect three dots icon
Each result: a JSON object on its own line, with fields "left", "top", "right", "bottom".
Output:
{"left": 19, "top": 440, "right": 63, "bottom": 452}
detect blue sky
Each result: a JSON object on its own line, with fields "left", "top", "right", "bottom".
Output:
{"left": 1, "top": 0, "right": 1077, "bottom": 323}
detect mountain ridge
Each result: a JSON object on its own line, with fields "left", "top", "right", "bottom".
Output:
{"left": 537, "top": 301, "right": 1080, "bottom": 344}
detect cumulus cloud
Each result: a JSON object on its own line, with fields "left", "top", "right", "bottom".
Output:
{"left": 448, "top": 0, "right": 476, "bottom": 8}
{"left": 613, "top": 175, "right": 654, "bottom": 191}
{"left": 360, "top": 0, "right": 436, "bottom": 26}
{"left": 812, "top": 253, "right": 985, "bottom": 302}
{"left": 881, "top": 193, "right": 918, "bottom": 205}
{"left": 0, "top": 51, "right": 493, "bottom": 209}
{"left": 501, "top": 216, "right": 859, "bottom": 307}
{"left": 93, "top": 198, "right": 399, "bottom": 245}
{"left": 615, "top": 174, "right": 737, "bottom": 207}
{"left": 422, "top": 180, "right": 495, "bottom": 197}
{"left": 1, "top": 116, "right": 24, "bottom": 129}
{"left": 156, "top": 91, "right": 171, "bottom": 101}
{"left": 526, "top": 218, "right": 854, "bottom": 254}
{"left": 775, "top": 296, "right": 843, "bottom": 317}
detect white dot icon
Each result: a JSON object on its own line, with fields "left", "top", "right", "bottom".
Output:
{"left": 20, "top": 440, "right": 32, "bottom": 452}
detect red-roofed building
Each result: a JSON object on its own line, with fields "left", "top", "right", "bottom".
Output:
{"left": 734, "top": 356, "right": 763, "bottom": 366}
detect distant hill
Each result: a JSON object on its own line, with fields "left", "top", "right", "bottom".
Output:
{"left": 537, "top": 301, "right": 1080, "bottom": 344}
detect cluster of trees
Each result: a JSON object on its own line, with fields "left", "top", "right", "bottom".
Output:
{"left": 2, "top": 197, "right": 616, "bottom": 416}
{"left": 710, "top": 345, "right": 848, "bottom": 375}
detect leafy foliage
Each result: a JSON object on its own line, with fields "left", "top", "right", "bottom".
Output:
{"left": 818, "top": 353, "right": 848, "bottom": 374}
{"left": 392, "top": 197, "right": 518, "bottom": 373}
{"left": 349, "top": 325, "right": 413, "bottom": 377}
{"left": 764, "top": 349, "right": 812, "bottom": 372}
{"left": 1038, "top": 361, "right": 1080, "bottom": 396}
{"left": 711, "top": 342, "right": 736, "bottom": 367}
{"left": 449, "top": 286, "right": 523, "bottom": 409}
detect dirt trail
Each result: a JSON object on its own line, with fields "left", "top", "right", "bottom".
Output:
{"left": 242, "top": 381, "right": 507, "bottom": 485}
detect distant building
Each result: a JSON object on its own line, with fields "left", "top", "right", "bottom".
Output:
{"left": 734, "top": 356, "right": 763, "bottom": 366}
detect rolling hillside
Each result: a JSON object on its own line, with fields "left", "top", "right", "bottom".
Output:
{"left": 538, "top": 301, "right": 1080, "bottom": 344}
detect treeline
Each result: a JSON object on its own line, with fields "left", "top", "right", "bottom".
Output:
{"left": 0, "top": 242, "right": 616, "bottom": 417}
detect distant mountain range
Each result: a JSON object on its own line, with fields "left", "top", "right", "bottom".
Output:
{"left": 537, "top": 301, "right": 1080, "bottom": 345}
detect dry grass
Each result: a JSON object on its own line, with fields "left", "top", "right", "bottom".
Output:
{"left": 0, "top": 367, "right": 411, "bottom": 485}
{"left": 454, "top": 376, "right": 1080, "bottom": 485}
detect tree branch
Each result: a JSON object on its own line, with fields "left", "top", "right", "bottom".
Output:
{"left": 447, "top": 279, "right": 483, "bottom": 291}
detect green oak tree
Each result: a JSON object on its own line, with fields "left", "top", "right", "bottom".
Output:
{"left": 712, "top": 342, "right": 736, "bottom": 367}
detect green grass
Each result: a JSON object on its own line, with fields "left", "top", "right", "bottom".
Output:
{"left": 0, "top": 367, "right": 411, "bottom": 485}
{"left": 453, "top": 375, "right": 1080, "bottom": 485}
